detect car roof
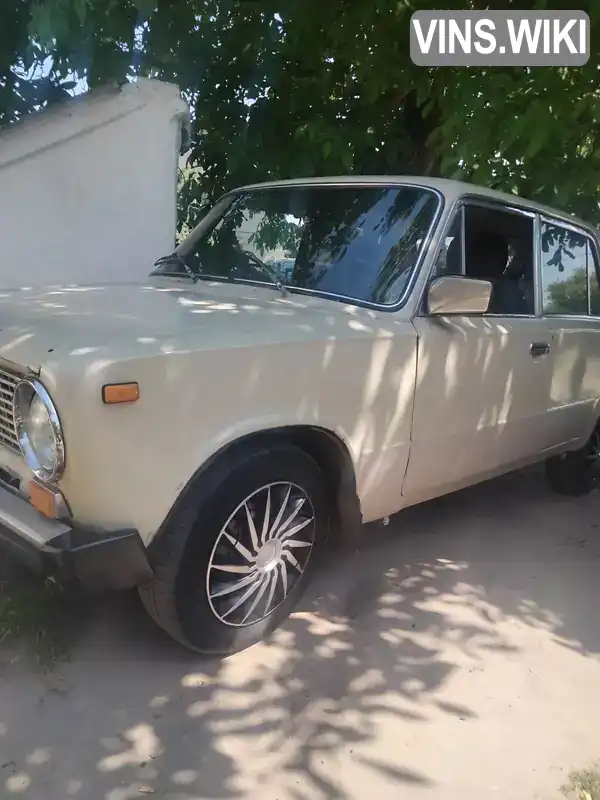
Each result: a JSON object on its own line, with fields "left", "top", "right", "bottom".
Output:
{"left": 233, "top": 175, "right": 596, "bottom": 233}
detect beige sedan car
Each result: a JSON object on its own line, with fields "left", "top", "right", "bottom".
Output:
{"left": 0, "top": 176, "right": 599, "bottom": 654}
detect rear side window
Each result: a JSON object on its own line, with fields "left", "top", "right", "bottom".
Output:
{"left": 541, "top": 221, "right": 600, "bottom": 316}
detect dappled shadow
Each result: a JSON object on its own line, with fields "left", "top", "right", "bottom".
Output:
{"left": 0, "top": 200, "right": 596, "bottom": 798}
{"left": 1, "top": 468, "right": 600, "bottom": 798}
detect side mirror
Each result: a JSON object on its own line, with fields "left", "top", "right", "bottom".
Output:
{"left": 426, "top": 275, "right": 492, "bottom": 315}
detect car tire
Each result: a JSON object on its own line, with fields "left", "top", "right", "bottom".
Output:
{"left": 139, "top": 442, "right": 328, "bottom": 655}
{"left": 545, "top": 426, "right": 600, "bottom": 497}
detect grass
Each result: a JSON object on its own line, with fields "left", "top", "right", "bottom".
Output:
{"left": 562, "top": 764, "right": 600, "bottom": 800}
{"left": 0, "top": 567, "right": 72, "bottom": 670}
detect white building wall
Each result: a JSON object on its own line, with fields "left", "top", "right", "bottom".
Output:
{"left": 0, "top": 79, "right": 189, "bottom": 289}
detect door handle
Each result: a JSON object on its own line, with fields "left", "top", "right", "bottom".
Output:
{"left": 530, "top": 342, "right": 551, "bottom": 357}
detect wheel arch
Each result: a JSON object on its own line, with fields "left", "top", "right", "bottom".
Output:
{"left": 150, "top": 425, "right": 363, "bottom": 555}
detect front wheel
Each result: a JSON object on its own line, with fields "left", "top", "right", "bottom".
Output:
{"left": 545, "top": 426, "right": 600, "bottom": 497}
{"left": 139, "top": 443, "right": 328, "bottom": 655}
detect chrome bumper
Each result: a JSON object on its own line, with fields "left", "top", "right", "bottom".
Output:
{"left": 0, "top": 483, "right": 71, "bottom": 548}
{"left": 0, "top": 485, "right": 153, "bottom": 591}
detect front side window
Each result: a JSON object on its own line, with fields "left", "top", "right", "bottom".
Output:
{"left": 463, "top": 204, "right": 535, "bottom": 315}
{"left": 161, "top": 185, "right": 440, "bottom": 306}
{"left": 541, "top": 222, "right": 599, "bottom": 316}
{"left": 430, "top": 200, "right": 535, "bottom": 315}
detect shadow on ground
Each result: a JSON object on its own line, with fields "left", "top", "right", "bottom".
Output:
{"left": 1, "top": 467, "right": 600, "bottom": 799}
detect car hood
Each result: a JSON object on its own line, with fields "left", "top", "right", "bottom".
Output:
{"left": 0, "top": 276, "right": 383, "bottom": 370}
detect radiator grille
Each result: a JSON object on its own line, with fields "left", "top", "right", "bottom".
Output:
{"left": 0, "top": 368, "right": 21, "bottom": 454}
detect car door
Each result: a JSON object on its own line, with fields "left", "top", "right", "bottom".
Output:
{"left": 402, "top": 198, "right": 556, "bottom": 505}
{"left": 537, "top": 217, "right": 600, "bottom": 449}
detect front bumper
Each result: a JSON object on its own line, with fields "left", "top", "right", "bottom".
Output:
{"left": 0, "top": 484, "right": 153, "bottom": 591}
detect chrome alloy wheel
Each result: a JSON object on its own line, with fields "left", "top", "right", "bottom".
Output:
{"left": 206, "top": 482, "right": 316, "bottom": 627}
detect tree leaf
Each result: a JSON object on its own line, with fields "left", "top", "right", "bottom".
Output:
{"left": 28, "top": 3, "right": 66, "bottom": 46}
{"left": 341, "top": 149, "right": 353, "bottom": 172}
{"left": 132, "top": 0, "right": 157, "bottom": 18}
{"left": 72, "top": 0, "right": 88, "bottom": 25}
{"left": 525, "top": 124, "right": 549, "bottom": 160}
{"left": 3, "top": 0, "right": 600, "bottom": 231}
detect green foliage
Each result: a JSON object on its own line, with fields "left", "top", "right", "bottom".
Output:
{"left": 0, "top": 571, "right": 71, "bottom": 668}
{"left": 546, "top": 267, "right": 588, "bottom": 314}
{"left": 4, "top": 0, "right": 600, "bottom": 231}
{"left": 176, "top": 163, "right": 207, "bottom": 243}
{"left": 0, "top": 2, "right": 68, "bottom": 126}
{"left": 250, "top": 215, "right": 303, "bottom": 259}
{"left": 545, "top": 267, "right": 600, "bottom": 316}
{"left": 542, "top": 225, "right": 600, "bottom": 314}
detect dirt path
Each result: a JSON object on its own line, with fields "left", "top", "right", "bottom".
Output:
{"left": 1, "top": 467, "right": 600, "bottom": 799}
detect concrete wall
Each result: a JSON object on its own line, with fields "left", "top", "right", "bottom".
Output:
{"left": 0, "top": 79, "right": 189, "bottom": 289}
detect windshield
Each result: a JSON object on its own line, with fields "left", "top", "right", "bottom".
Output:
{"left": 157, "top": 184, "right": 441, "bottom": 306}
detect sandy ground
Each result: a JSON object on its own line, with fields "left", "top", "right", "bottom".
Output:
{"left": 1, "top": 466, "right": 600, "bottom": 800}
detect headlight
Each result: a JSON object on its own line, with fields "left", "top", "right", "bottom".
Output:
{"left": 13, "top": 379, "right": 65, "bottom": 482}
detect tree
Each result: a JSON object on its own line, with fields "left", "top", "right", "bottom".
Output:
{"left": 0, "top": 1, "right": 78, "bottom": 127}
{"left": 4, "top": 0, "right": 600, "bottom": 232}
{"left": 543, "top": 225, "right": 600, "bottom": 314}
{"left": 545, "top": 267, "right": 600, "bottom": 315}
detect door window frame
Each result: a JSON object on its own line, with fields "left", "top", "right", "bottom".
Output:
{"left": 538, "top": 213, "right": 600, "bottom": 320}
{"left": 417, "top": 194, "right": 539, "bottom": 318}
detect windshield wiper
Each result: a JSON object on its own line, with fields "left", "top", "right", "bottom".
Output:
{"left": 241, "top": 249, "right": 289, "bottom": 298}
{"left": 152, "top": 252, "right": 198, "bottom": 283}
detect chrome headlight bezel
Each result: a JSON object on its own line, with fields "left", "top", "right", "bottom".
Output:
{"left": 13, "top": 379, "right": 65, "bottom": 483}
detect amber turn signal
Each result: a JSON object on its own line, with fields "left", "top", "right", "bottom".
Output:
{"left": 28, "top": 481, "right": 60, "bottom": 519}
{"left": 102, "top": 382, "right": 140, "bottom": 404}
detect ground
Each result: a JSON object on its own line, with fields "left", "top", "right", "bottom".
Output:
{"left": 1, "top": 466, "right": 600, "bottom": 800}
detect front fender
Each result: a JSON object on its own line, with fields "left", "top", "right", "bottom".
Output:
{"left": 53, "top": 320, "right": 418, "bottom": 542}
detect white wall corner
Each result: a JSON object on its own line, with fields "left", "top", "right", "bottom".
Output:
{"left": 0, "top": 78, "right": 191, "bottom": 170}
{"left": 0, "top": 79, "right": 192, "bottom": 288}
